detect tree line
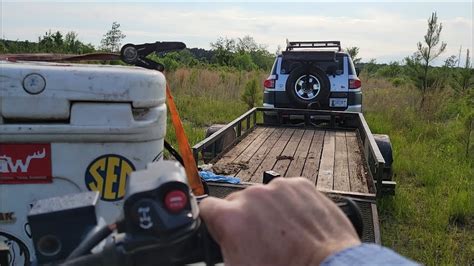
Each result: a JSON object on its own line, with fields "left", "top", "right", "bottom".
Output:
{"left": 0, "top": 22, "right": 275, "bottom": 72}
{"left": 1, "top": 17, "right": 472, "bottom": 98}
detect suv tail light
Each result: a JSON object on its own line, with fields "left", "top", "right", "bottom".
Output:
{"left": 264, "top": 78, "right": 275, "bottom": 89}
{"left": 349, "top": 79, "right": 361, "bottom": 89}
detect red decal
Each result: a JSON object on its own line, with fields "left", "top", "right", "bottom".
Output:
{"left": 0, "top": 144, "right": 52, "bottom": 184}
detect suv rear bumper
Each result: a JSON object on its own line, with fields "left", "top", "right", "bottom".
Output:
{"left": 264, "top": 90, "right": 362, "bottom": 112}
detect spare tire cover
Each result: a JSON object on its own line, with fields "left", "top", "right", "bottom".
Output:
{"left": 285, "top": 65, "right": 330, "bottom": 108}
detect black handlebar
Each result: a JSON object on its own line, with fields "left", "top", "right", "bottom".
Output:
{"left": 28, "top": 161, "right": 363, "bottom": 266}
{"left": 63, "top": 200, "right": 362, "bottom": 266}
{"left": 61, "top": 198, "right": 362, "bottom": 266}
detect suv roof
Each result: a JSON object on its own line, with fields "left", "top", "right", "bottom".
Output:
{"left": 286, "top": 40, "right": 342, "bottom": 52}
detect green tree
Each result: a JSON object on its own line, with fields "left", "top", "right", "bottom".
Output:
{"left": 211, "top": 36, "right": 274, "bottom": 71}
{"left": 236, "top": 35, "right": 259, "bottom": 53}
{"left": 171, "top": 49, "right": 199, "bottom": 67}
{"left": 52, "top": 31, "right": 64, "bottom": 48}
{"left": 235, "top": 35, "right": 273, "bottom": 70}
{"left": 250, "top": 49, "right": 274, "bottom": 71}
{"left": 232, "top": 53, "right": 256, "bottom": 71}
{"left": 0, "top": 41, "right": 8, "bottom": 53}
{"left": 407, "top": 12, "right": 447, "bottom": 108}
{"left": 38, "top": 30, "right": 63, "bottom": 52}
{"left": 452, "top": 49, "right": 474, "bottom": 95}
{"left": 377, "top": 61, "right": 402, "bottom": 78}
{"left": 64, "top": 32, "right": 80, "bottom": 52}
{"left": 100, "top": 22, "right": 126, "bottom": 52}
{"left": 1, "top": 31, "right": 94, "bottom": 54}
{"left": 64, "top": 32, "right": 95, "bottom": 54}
{"left": 345, "top": 46, "right": 361, "bottom": 64}
{"left": 359, "top": 59, "right": 378, "bottom": 80}
{"left": 210, "top": 37, "right": 236, "bottom": 66}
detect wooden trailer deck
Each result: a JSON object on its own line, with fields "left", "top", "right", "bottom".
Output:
{"left": 210, "top": 126, "right": 374, "bottom": 194}
{"left": 193, "top": 108, "right": 393, "bottom": 243}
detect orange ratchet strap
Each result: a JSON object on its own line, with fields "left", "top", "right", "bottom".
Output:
{"left": 165, "top": 83, "right": 205, "bottom": 196}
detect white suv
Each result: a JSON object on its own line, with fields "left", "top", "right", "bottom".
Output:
{"left": 263, "top": 41, "right": 362, "bottom": 122}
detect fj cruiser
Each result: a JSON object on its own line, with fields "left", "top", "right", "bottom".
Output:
{"left": 263, "top": 41, "right": 362, "bottom": 122}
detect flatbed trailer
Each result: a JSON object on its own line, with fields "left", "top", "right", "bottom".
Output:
{"left": 193, "top": 107, "right": 395, "bottom": 243}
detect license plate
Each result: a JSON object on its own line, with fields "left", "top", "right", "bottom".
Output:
{"left": 330, "top": 98, "right": 348, "bottom": 108}
{"left": 0, "top": 144, "right": 52, "bottom": 184}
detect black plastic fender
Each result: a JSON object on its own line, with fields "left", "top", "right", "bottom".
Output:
{"left": 202, "top": 125, "right": 237, "bottom": 163}
{"left": 373, "top": 134, "right": 393, "bottom": 181}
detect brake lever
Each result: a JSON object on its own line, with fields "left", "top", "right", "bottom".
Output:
{"left": 120, "top": 41, "right": 186, "bottom": 71}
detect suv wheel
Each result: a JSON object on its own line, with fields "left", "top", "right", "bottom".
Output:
{"left": 285, "top": 66, "right": 330, "bottom": 108}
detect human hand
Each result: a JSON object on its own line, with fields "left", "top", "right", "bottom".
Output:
{"left": 200, "top": 177, "right": 361, "bottom": 265}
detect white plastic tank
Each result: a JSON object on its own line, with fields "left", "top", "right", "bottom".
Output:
{"left": 0, "top": 61, "right": 167, "bottom": 265}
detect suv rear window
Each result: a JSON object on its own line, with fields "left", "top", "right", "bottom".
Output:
{"left": 336, "top": 54, "right": 344, "bottom": 75}
{"left": 271, "top": 56, "right": 279, "bottom": 75}
{"left": 348, "top": 55, "right": 356, "bottom": 75}
{"left": 281, "top": 52, "right": 343, "bottom": 75}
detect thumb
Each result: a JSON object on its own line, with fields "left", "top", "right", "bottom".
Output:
{"left": 199, "top": 196, "right": 229, "bottom": 243}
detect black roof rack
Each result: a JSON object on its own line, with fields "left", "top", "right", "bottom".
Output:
{"left": 286, "top": 40, "right": 341, "bottom": 52}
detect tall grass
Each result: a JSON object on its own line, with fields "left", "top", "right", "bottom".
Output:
{"left": 164, "top": 68, "right": 266, "bottom": 146}
{"left": 164, "top": 67, "right": 473, "bottom": 265}
{"left": 166, "top": 68, "right": 267, "bottom": 101}
{"left": 363, "top": 77, "right": 473, "bottom": 265}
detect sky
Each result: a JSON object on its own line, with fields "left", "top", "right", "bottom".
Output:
{"left": 1, "top": 1, "right": 472, "bottom": 65}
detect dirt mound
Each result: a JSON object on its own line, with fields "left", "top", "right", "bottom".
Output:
{"left": 212, "top": 161, "right": 249, "bottom": 175}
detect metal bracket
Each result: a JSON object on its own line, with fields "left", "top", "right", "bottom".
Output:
{"left": 120, "top": 41, "right": 186, "bottom": 71}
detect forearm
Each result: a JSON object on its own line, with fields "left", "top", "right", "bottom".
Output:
{"left": 321, "top": 243, "right": 419, "bottom": 265}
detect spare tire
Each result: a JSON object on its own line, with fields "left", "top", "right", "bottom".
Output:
{"left": 285, "top": 65, "right": 330, "bottom": 108}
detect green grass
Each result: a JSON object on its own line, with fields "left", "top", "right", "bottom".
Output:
{"left": 165, "top": 95, "right": 248, "bottom": 146}
{"left": 164, "top": 67, "right": 266, "bottom": 146}
{"left": 164, "top": 68, "right": 473, "bottom": 265}
{"left": 363, "top": 84, "right": 473, "bottom": 265}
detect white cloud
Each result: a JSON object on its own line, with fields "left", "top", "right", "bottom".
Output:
{"left": 1, "top": 2, "right": 472, "bottom": 64}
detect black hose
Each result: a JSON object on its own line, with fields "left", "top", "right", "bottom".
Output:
{"left": 164, "top": 140, "right": 185, "bottom": 166}
{"left": 163, "top": 140, "right": 209, "bottom": 194}
{"left": 66, "top": 224, "right": 114, "bottom": 260}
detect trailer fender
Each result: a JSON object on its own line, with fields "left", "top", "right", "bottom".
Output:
{"left": 373, "top": 134, "right": 393, "bottom": 181}
{"left": 202, "top": 124, "right": 237, "bottom": 162}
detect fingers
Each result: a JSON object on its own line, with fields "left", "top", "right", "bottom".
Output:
{"left": 198, "top": 177, "right": 361, "bottom": 265}
{"left": 199, "top": 196, "right": 232, "bottom": 243}
{"left": 199, "top": 196, "right": 228, "bottom": 225}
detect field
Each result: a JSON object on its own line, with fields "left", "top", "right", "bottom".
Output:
{"left": 164, "top": 67, "right": 474, "bottom": 265}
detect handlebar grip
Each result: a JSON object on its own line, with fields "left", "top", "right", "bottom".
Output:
{"left": 196, "top": 197, "right": 364, "bottom": 266}
{"left": 200, "top": 222, "right": 223, "bottom": 265}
